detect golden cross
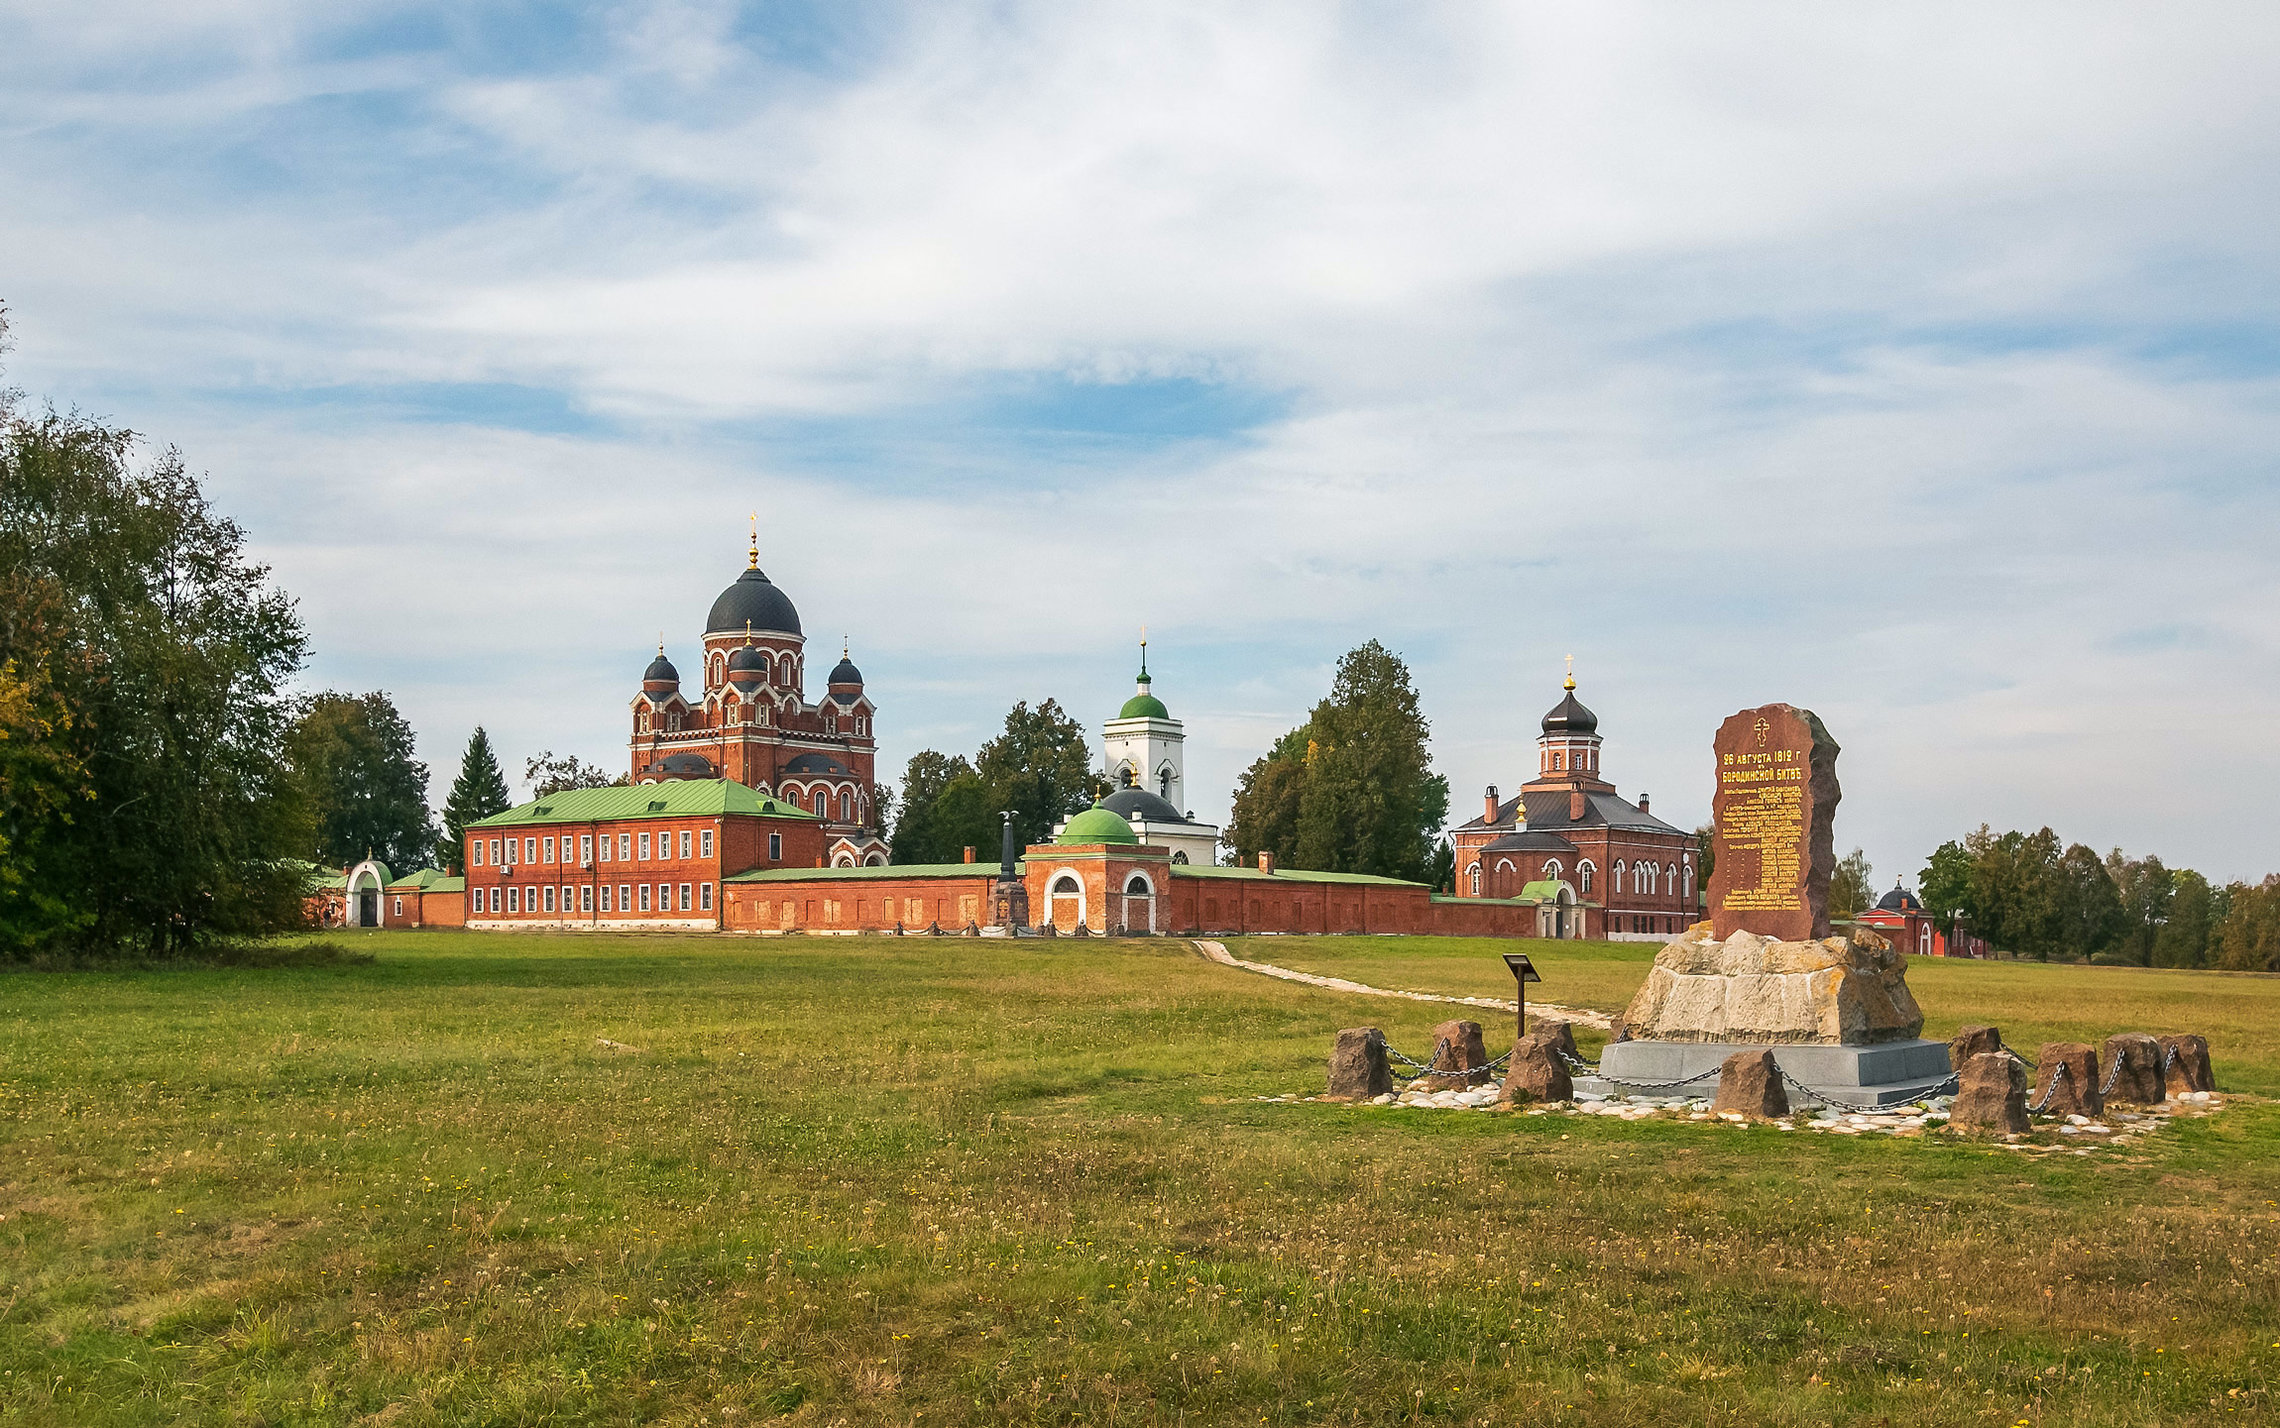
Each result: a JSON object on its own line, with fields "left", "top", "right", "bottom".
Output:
{"left": 1563, "top": 653, "right": 1575, "bottom": 691}
{"left": 747, "top": 511, "right": 759, "bottom": 567}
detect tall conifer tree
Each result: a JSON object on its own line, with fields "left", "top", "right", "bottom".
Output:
{"left": 439, "top": 728, "right": 511, "bottom": 873}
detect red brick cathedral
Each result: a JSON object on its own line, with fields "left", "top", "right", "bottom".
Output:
{"left": 627, "top": 536, "right": 886, "bottom": 865}
{"left": 1449, "top": 670, "right": 1696, "bottom": 939}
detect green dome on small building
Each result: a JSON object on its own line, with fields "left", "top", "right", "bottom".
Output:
{"left": 1058, "top": 801, "right": 1139, "bottom": 846}
{"left": 1119, "top": 687, "right": 1170, "bottom": 720}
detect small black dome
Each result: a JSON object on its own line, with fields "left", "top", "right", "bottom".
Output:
{"left": 1876, "top": 885, "right": 1922, "bottom": 913}
{"left": 1541, "top": 687, "right": 1598, "bottom": 736}
{"left": 727, "top": 644, "right": 768, "bottom": 673}
{"left": 654, "top": 752, "right": 715, "bottom": 780}
{"left": 706, "top": 566, "right": 801, "bottom": 637}
{"left": 1101, "top": 787, "right": 1188, "bottom": 825}
{"left": 643, "top": 652, "right": 680, "bottom": 685}
{"left": 829, "top": 656, "right": 863, "bottom": 686}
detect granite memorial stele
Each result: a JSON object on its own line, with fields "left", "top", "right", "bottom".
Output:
{"left": 1579, "top": 703, "right": 1952, "bottom": 1108}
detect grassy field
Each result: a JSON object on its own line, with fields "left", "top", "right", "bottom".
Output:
{"left": 2, "top": 932, "right": 2276, "bottom": 1426}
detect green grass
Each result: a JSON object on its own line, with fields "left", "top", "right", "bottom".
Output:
{"left": 1, "top": 932, "right": 2275, "bottom": 1426}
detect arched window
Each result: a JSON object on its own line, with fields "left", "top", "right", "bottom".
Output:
{"left": 1159, "top": 767, "right": 1173, "bottom": 800}
{"left": 637, "top": 711, "right": 650, "bottom": 734}
{"left": 1052, "top": 875, "right": 1080, "bottom": 894}
{"left": 1125, "top": 874, "right": 1152, "bottom": 897}
{"left": 1613, "top": 860, "right": 1625, "bottom": 893}
{"left": 1171, "top": 851, "right": 1189, "bottom": 865}
{"left": 779, "top": 655, "right": 794, "bottom": 686}
{"left": 1642, "top": 863, "right": 1658, "bottom": 895}
{"left": 1553, "top": 751, "right": 1564, "bottom": 770}
{"left": 1578, "top": 861, "right": 1595, "bottom": 894}
{"left": 1468, "top": 863, "right": 1481, "bottom": 895}
{"left": 1544, "top": 859, "right": 1563, "bottom": 881}
{"left": 838, "top": 791, "right": 853, "bottom": 821}
{"left": 1682, "top": 858, "right": 1693, "bottom": 901}
{"left": 711, "top": 653, "right": 725, "bottom": 686}
{"left": 1665, "top": 863, "right": 1678, "bottom": 898}
{"left": 813, "top": 790, "right": 828, "bottom": 817}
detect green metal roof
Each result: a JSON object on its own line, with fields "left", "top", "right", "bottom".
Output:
{"left": 1057, "top": 803, "right": 1139, "bottom": 846}
{"left": 725, "top": 861, "right": 1018, "bottom": 884}
{"left": 385, "top": 868, "right": 461, "bottom": 892}
{"left": 468, "top": 780, "right": 817, "bottom": 828}
{"left": 1519, "top": 879, "right": 1570, "bottom": 901}
{"left": 1117, "top": 692, "right": 1171, "bottom": 719}
{"left": 1170, "top": 863, "right": 1421, "bottom": 888}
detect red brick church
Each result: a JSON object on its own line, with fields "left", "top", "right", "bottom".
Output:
{"left": 1448, "top": 670, "right": 1697, "bottom": 940}
{"left": 627, "top": 530, "right": 887, "bottom": 866}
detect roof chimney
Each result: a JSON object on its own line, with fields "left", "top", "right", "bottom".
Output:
{"left": 1638, "top": 793, "right": 1650, "bottom": 814}
{"left": 1570, "top": 790, "right": 1586, "bottom": 821}
{"left": 1258, "top": 851, "right": 1276, "bottom": 875}
{"left": 1484, "top": 784, "right": 1499, "bottom": 823}
{"left": 963, "top": 845, "right": 975, "bottom": 864}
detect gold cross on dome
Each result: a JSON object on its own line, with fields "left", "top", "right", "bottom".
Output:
{"left": 747, "top": 511, "right": 760, "bottom": 568}
{"left": 1563, "top": 653, "right": 1575, "bottom": 691}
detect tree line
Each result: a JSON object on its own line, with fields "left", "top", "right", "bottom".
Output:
{"left": 888, "top": 700, "right": 1093, "bottom": 864}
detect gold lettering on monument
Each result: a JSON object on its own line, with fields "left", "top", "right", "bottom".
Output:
{"left": 1717, "top": 747, "right": 1805, "bottom": 911}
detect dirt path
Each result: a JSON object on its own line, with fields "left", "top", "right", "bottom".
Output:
{"left": 1190, "top": 940, "right": 1614, "bottom": 1030}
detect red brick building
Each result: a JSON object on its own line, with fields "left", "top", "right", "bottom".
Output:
{"left": 1448, "top": 673, "right": 1696, "bottom": 940}
{"left": 1854, "top": 883, "right": 1990, "bottom": 958}
{"left": 628, "top": 532, "right": 886, "bottom": 866}
{"left": 461, "top": 782, "right": 827, "bottom": 929}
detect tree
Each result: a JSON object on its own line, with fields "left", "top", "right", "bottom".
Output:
{"left": 285, "top": 691, "right": 437, "bottom": 875}
{"left": 439, "top": 728, "right": 512, "bottom": 873}
{"left": 1919, "top": 839, "right": 1972, "bottom": 935}
{"left": 1290, "top": 642, "right": 1448, "bottom": 881}
{"left": 927, "top": 773, "right": 1003, "bottom": 865}
{"left": 1830, "top": 847, "right": 1874, "bottom": 920}
{"left": 1428, "top": 836, "right": 1455, "bottom": 894}
{"left": 1694, "top": 823, "right": 1716, "bottom": 888}
{"left": 2154, "top": 868, "right": 2214, "bottom": 969}
{"left": 2105, "top": 850, "right": 2172, "bottom": 966}
{"left": 2055, "top": 841, "right": 2122, "bottom": 960}
{"left": 891, "top": 750, "right": 976, "bottom": 864}
{"left": 1964, "top": 826, "right": 2065, "bottom": 960}
{"left": 1, "top": 372, "right": 309, "bottom": 956}
{"left": 1226, "top": 738, "right": 1307, "bottom": 868}
{"left": 975, "top": 699, "right": 1093, "bottom": 851}
{"left": 525, "top": 750, "right": 619, "bottom": 798}
{"left": 2213, "top": 876, "right": 2280, "bottom": 972}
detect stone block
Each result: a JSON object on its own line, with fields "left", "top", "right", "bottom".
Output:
{"left": 1427, "top": 1019, "right": 1491, "bottom": 1087}
{"left": 1618, "top": 924, "right": 1923, "bottom": 1046}
{"left": 1949, "top": 1024, "right": 2002, "bottom": 1066}
{"left": 2159, "top": 1034, "right": 2215, "bottom": 1095}
{"left": 1525, "top": 1021, "right": 1579, "bottom": 1066}
{"left": 1501, "top": 1035, "right": 1572, "bottom": 1104}
{"left": 2031, "top": 1042, "right": 2101, "bottom": 1119}
{"left": 1326, "top": 1028, "right": 1392, "bottom": 1101}
{"left": 2101, "top": 1034, "right": 2164, "bottom": 1105}
{"left": 1950, "top": 1051, "right": 2029, "bottom": 1134}
{"left": 1710, "top": 1048, "right": 1790, "bottom": 1118}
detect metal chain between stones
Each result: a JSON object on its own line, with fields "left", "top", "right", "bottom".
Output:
{"left": 1386, "top": 1036, "right": 1511, "bottom": 1084}
{"left": 1775, "top": 1064, "right": 1958, "bottom": 1115}
{"left": 2099, "top": 1049, "right": 2126, "bottom": 1097}
{"left": 1590, "top": 1066, "right": 1724, "bottom": 1094}
{"left": 2026, "top": 1061, "right": 2067, "bottom": 1115}
{"left": 1556, "top": 1048, "right": 1602, "bottom": 1075}
{"left": 2002, "top": 1047, "right": 2038, "bottom": 1075}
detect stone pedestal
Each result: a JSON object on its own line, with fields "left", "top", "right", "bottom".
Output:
{"left": 1501, "top": 1034, "right": 1573, "bottom": 1104}
{"left": 1711, "top": 1049, "right": 1790, "bottom": 1118}
{"left": 2033, "top": 1041, "right": 2102, "bottom": 1118}
{"left": 1426, "top": 1020, "right": 1492, "bottom": 1087}
{"left": 1585, "top": 1037, "right": 1951, "bottom": 1107}
{"left": 1951, "top": 1051, "right": 2029, "bottom": 1133}
{"left": 1326, "top": 1028, "right": 1392, "bottom": 1101}
{"left": 2102, "top": 1034, "right": 2165, "bottom": 1105}
{"left": 1619, "top": 926, "right": 1923, "bottom": 1046}
{"left": 2159, "top": 1034, "right": 2215, "bottom": 1094}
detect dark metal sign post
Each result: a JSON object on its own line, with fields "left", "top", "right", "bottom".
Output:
{"left": 1502, "top": 952, "right": 1541, "bottom": 1043}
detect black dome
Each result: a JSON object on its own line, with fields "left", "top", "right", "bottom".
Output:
{"left": 829, "top": 656, "right": 863, "bottom": 685}
{"left": 1876, "top": 885, "right": 1922, "bottom": 913}
{"left": 727, "top": 643, "right": 768, "bottom": 673}
{"left": 1101, "top": 787, "right": 1188, "bottom": 824}
{"left": 653, "top": 752, "right": 715, "bottom": 780}
{"left": 706, "top": 566, "right": 801, "bottom": 636}
{"left": 643, "top": 653, "right": 680, "bottom": 685}
{"left": 1541, "top": 688, "right": 1597, "bottom": 736}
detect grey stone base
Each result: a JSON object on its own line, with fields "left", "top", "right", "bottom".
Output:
{"left": 1577, "top": 1038, "right": 1954, "bottom": 1109}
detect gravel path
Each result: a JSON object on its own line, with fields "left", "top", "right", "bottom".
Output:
{"left": 1191, "top": 939, "right": 1614, "bottom": 1030}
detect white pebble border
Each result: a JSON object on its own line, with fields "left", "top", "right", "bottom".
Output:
{"left": 1250, "top": 1087, "right": 2226, "bottom": 1150}
{"left": 1192, "top": 940, "right": 1612, "bottom": 1030}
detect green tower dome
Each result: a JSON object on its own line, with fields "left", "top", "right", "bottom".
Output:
{"left": 1119, "top": 685, "right": 1170, "bottom": 720}
{"left": 1058, "top": 801, "right": 1139, "bottom": 846}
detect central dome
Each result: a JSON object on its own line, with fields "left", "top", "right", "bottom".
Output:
{"left": 1058, "top": 802, "right": 1139, "bottom": 846}
{"left": 706, "top": 566, "right": 802, "bottom": 637}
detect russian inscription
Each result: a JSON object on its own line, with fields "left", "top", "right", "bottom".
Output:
{"left": 1708, "top": 703, "right": 1840, "bottom": 941}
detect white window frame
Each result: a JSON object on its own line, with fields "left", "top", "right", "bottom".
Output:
{"left": 701, "top": 829, "right": 714, "bottom": 858}
{"left": 700, "top": 882, "right": 713, "bottom": 911}
{"left": 769, "top": 832, "right": 782, "bottom": 860}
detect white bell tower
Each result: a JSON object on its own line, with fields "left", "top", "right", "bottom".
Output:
{"left": 1102, "top": 636, "right": 1186, "bottom": 808}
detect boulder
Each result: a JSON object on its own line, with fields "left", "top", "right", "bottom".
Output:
{"left": 1710, "top": 1048, "right": 1790, "bottom": 1118}
{"left": 1426, "top": 1019, "right": 1492, "bottom": 1087}
{"left": 1500, "top": 1034, "right": 1572, "bottom": 1104}
{"left": 1950, "top": 1051, "right": 2029, "bottom": 1134}
{"left": 2158, "top": 1034, "right": 2215, "bottom": 1095}
{"left": 2031, "top": 1042, "right": 2102, "bottom": 1119}
{"left": 1618, "top": 924, "right": 1924, "bottom": 1045}
{"left": 2101, "top": 1034, "right": 2164, "bottom": 1105}
{"left": 1326, "top": 1028, "right": 1393, "bottom": 1101}
{"left": 1525, "top": 1021, "right": 1579, "bottom": 1067}
{"left": 1949, "top": 1024, "right": 2003, "bottom": 1067}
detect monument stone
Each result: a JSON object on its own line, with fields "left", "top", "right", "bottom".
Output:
{"left": 1582, "top": 702, "right": 1950, "bottom": 1108}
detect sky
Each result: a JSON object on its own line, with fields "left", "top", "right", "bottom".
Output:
{"left": 5, "top": 2, "right": 2279, "bottom": 884}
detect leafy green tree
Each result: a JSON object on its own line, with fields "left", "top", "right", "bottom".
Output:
{"left": 525, "top": 750, "right": 619, "bottom": 798}
{"left": 2056, "top": 841, "right": 2123, "bottom": 960}
{"left": 286, "top": 692, "right": 436, "bottom": 875}
{"left": 1694, "top": 823, "right": 1716, "bottom": 888}
{"left": 2154, "top": 868, "right": 2215, "bottom": 968}
{"left": 1428, "top": 836, "right": 1455, "bottom": 894}
{"left": 1829, "top": 847, "right": 1874, "bottom": 920}
{"left": 2213, "top": 876, "right": 2280, "bottom": 972}
{"left": 975, "top": 699, "right": 1093, "bottom": 851}
{"left": 2104, "top": 850, "right": 2172, "bottom": 966}
{"left": 1918, "top": 838, "right": 1973, "bottom": 936}
{"left": 439, "top": 728, "right": 512, "bottom": 873}
{"left": 1, "top": 385, "right": 308, "bottom": 956}
{"left": 891, "top": 750, "right": 976, "bottom": 864}
{"left": 1225, "top": 643, "right": 1448, "bottom": 882}
{"left": 1964, "top": 825, "right": 2065, "bottom": 960}
{"left": 927, "top": 774, "right": 1003, "bottom": 866}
